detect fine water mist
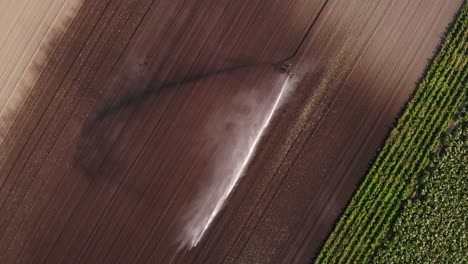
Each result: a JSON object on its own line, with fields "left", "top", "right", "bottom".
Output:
{"left": 176, "top": 74, "right": 294, "bottom": 250}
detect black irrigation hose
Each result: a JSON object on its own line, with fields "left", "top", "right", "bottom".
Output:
{"left": 281, "top": 0, "right": 330, "bottom": 63}
{"left": 86, "top": 0, "right": 330, "bottom": 131}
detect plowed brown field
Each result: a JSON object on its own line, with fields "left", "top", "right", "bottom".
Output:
{"left": 0, "top": 0, "right": 462, "bottom": 263}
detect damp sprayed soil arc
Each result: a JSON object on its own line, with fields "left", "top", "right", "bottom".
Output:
{"left": 0, "top": 0, "right": 463, "bottom": 263}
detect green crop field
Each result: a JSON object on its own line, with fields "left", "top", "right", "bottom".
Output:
{"left": 315, "top": 3, "right": 467, "bottom": 263}
{"left": 374, "top": 105, "right": 467, "bottom": 263}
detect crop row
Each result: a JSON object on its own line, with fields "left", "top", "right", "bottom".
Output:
{"left": 374, "top": 104, "right": 467, "bottom": 263}
{"left": 315, "top": 3, "right": 467, "bottom": 263}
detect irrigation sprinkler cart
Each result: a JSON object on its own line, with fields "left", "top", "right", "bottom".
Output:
{"left": 276, "top": 62, "right": 294, "bottom": 78}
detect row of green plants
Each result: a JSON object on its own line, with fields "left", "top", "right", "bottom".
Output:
{"left": 374, "top": 105, "right": 467, "bottom": 263}
{"left": 315, "top": 3, "right": 467, "bottom": 263}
